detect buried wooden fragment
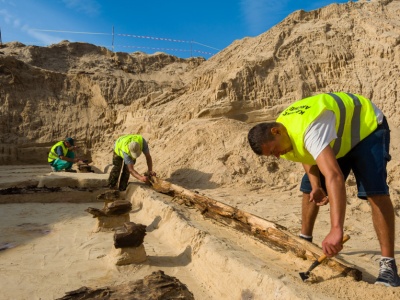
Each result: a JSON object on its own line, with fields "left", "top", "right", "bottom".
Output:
{"left": 114, "top": 222, "right": 147, "bottom": 248}
{"left": 85, "top": 198, "right": 132, "bottom": 232}
{"left": 107, "top": 222, "right": 148, "bottom": 265}
{"left": 56, "top": 270, "right": 194, "bottom": 300}
{"left": 150, "top": 177, "right": 362, "bottom": 281}
{"left": 96, "top": 189, "right": 120, "bottom": 208}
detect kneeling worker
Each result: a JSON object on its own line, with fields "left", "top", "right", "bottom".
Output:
{"left": 48, "top": 137, "right": 83, "bottom": 172}
{"left": 108, "top": 134, "right": 156, "bottom": 191}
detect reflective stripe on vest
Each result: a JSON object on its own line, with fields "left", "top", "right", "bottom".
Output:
{"left": 277, "top": 92, "right": 378, "bottom": 165}
{"left": 328, "top": 93, "right": 363, "bottom": 154}
{"left": 114, "top": 134, "right": 144, "bottom": 160}
{"left": 48, "top": 141, "right": 68, "bottom": 163}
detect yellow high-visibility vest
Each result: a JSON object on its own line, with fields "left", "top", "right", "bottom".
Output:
{"left": 277, "top": 92, "right": 378, "bottom": 165}
{"left": 48, "top": 141, "right": 68, "bottom": 163}
{"left": 114, "top": 134, "right": 144, "bottom": 160}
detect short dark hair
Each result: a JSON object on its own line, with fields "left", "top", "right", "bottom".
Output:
{"left": 248, "top": 122, "right": 279, "bottom": 155}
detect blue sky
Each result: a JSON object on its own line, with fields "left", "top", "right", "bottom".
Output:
{"left": 0, "top": 0, "right": 350, "bottom": 59}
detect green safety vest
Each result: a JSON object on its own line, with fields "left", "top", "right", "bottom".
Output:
{"left": 114, "top": 134, "right": 144, "bottom": 160}
{"left": 276, "top": 92, "right": 378, "bottom": 165}
{"left": 48, "top": 141, "right": 68, "bottom": 163}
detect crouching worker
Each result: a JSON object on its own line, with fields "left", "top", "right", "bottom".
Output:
{"left": 108, "top": 134, "right": 156, "bottom": 191}
{"left": 48, "top": 137, "right": 83, "bottom": 172}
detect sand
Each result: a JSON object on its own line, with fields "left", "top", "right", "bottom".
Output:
{"left": 1, "top": 2, "right": 400, "bottom": 299}
{"left": 0, "top": 165, "right": 399, "bottom": 300}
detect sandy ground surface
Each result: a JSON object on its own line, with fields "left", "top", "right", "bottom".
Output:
{"left": 2, "top": 2, "right": 400, "bottom": 300}
{"left": 0, "top": 165, "right": 400, "bottom": 300}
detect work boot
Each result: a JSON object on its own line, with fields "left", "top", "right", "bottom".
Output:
{"left": 375, "top": 258, "right": 400, "bottom": 287}
{"left": 64, "top": 169, "right": 77, "bottom": 173}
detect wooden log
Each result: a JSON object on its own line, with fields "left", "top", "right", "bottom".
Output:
{"left": 150, "top": 177, "right": 362, "bottom": 281}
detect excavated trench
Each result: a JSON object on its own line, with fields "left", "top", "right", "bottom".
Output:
{"left": 0, "top": 168, "right": 356, "bottom": 300}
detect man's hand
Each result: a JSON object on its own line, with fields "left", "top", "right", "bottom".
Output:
{"left": 310, "top": 187, "right": 329, "bottom": 206}
{"left": 139, "top": 175, "right": 149, "bottom": 183}
{"left": 322, "top": 229, "right": 344, "bottom": 257}
{"left": 144, "top": 171, "right": 157, "bottom": 177}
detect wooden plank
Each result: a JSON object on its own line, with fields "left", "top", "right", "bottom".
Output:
{"left": 150, "top": 177, "right": 362, "bottom": 281}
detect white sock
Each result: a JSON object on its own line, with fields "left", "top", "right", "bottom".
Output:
{"left": 299, "top": 233, "right": 313, "bottom": 239}
{"left": 381, "top": 256, "right": 395, "bottom": 261}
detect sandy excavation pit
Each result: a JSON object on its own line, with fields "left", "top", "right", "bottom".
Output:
{"left": 0, "top": 175, "right": 309, "bottom": 300}
{"left": 1, "top": 166, "right": 400, "bottom": 300}
{"left": 0, "top": 168, "right": 353, "bottom": 300}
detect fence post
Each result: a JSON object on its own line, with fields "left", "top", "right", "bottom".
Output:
{"left": 112, "top": 26, "right": 114, "bottom": 52}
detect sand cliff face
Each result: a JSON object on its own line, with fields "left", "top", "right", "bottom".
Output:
{"left": 0, "top": 0, "right": 399, "bottom": 190}
{"left": 0, "top": 41, "right": 204, "bottom": 163}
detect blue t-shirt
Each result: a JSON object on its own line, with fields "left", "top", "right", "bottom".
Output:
{"left": 55, "top": 146, "right": 64, "bottom": 157}
{"left": 49, "top": 146, "right": 69, "bottom": 165}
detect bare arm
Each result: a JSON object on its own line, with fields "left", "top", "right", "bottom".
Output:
{"left": 60, "top": 146, "right": 81, "bottom": 163}
{"left": 144, "top": 152, "right": 155, "bottom": 175}
{"left": 315, "top": 145, "right": 346, "bottom": 257}
{"left": 302, "top": 164, "right": 329, "bottom": 206}
{"left": 59, "top": 156, "right": 78, "bottom": 163}
{"left": 127, "top": 163, "right": 147, "bottom": 183}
